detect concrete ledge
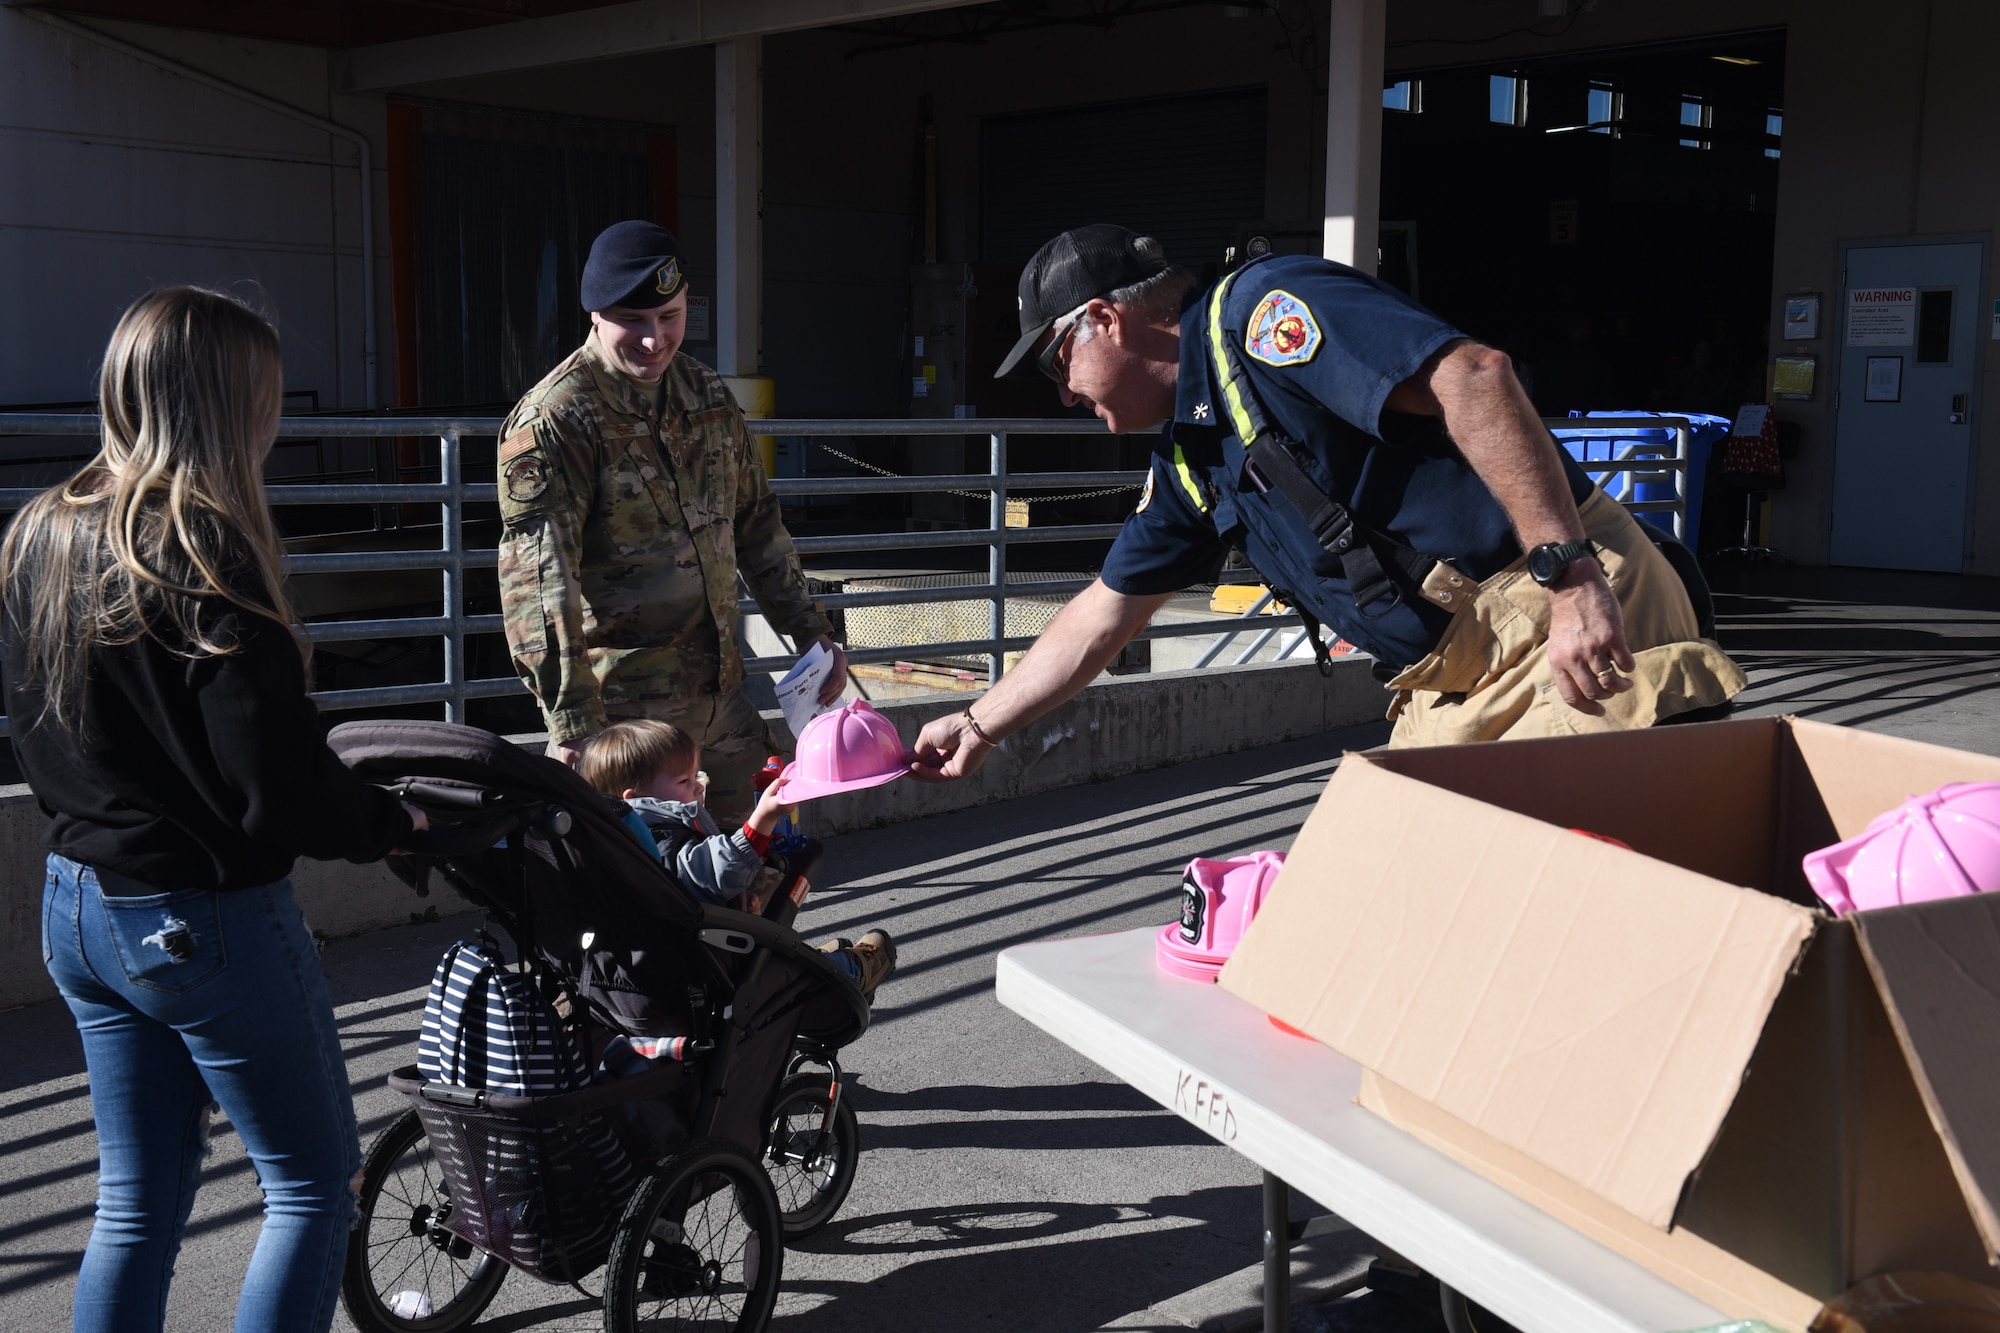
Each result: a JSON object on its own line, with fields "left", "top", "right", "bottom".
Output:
{"left": 786, "top": 657, "right": 1384, "bottom": 836}
{"left": 0, "top": 657, "right": 1384, "bottom": 1010}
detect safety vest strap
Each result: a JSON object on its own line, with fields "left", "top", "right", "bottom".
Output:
{"left": 1205, "top": 270, "right": 1272, "bottom": 447}
{"left": 1203, "top": 259, "right": 1439, "bottom": 628}
{"left": 1170, "top": 442, "right": 1208, "bottom": 512}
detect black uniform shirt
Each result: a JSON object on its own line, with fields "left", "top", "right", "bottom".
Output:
{"left": 3, "top": 579, "right": 411, "bottom": 893}
{"left": 1100, "top": 255, "right": 1593, "bottom": 669}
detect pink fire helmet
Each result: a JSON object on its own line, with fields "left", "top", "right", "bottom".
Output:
{"left": 774, "top": 700, "right": 911, "bottom": 802}
{"left": 1802, "top": 781, "right": 2000, "bottom": 916}
{"left": 1156, "top": 850, "right": 1287, "bottom": 982}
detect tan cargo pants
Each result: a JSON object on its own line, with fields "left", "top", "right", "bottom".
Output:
{"left": 1385, "top": 489, "right": 1746, "bottom": 747}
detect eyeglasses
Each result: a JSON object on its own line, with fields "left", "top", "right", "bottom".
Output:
{"left": 1034, "top": 302, "right": 1093, "bottom": 384}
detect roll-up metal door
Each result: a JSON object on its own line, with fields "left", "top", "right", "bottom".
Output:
{"left": 980, "top": 88, "right": 1267, "bottom": 269}
{"left": 417, "top": 104, "right": 653, "bottom": 408}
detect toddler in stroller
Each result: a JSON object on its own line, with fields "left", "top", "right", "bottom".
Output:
{"left": 581, "top": 718, "right": 897, "bottom": 1000}
{"left": 329, "top": 719, "right": 874, "bottom": 1333}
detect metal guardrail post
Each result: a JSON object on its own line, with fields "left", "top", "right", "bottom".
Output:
{"left": 440, "top": 429, "right": 466, "bottom": 723}
{"left": 0, "top": 412, "right": 1321, "bottom": 735}
{"left": 1232, "top": 625, "right": 1282, "bottom": 666}
{"left": 1193, "top": 589, "right": 1275, "bottom": 667}
{"left": 1673, "top": 422, "right": 1690, "bottom": 543}
{"left": 1542, "top": 415, "right": 1690, "bottom": 541}
{"left": 989, "top": 430, "right": 1007, "bottom": 684}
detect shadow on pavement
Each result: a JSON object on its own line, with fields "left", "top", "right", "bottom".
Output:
{"left": 773, "top": 1186, "right": 1267, "bottom": 1333}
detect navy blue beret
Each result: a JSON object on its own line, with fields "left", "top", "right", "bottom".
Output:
{"left": 580, "top": 220, "right": 686, "bottom": 312}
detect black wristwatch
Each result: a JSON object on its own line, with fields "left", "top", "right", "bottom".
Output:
{"left": 1526, "top": 539, "right": 1598, "bottom": 588}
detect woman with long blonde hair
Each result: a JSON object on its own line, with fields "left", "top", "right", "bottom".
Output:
{"left": 2, "top": 287, "right": 423, "bottom": 1333}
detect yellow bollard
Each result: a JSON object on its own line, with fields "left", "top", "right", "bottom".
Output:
{"left": 724, "top": 375, "right": 778, "bottom": 476}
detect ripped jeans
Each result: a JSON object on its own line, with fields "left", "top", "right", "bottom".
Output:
{"left": 41, "top": 855, "right": 360, "bottom": 1333}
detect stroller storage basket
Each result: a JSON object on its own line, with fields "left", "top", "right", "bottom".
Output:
{"left": 385, "top": 1063, "right": 687, "bottom": 1283}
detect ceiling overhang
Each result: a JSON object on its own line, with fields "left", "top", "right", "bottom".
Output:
{"left": 339, "top": 0, "right": 987, "bottom": 91}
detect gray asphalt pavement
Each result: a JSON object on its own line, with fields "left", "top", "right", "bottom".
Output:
{"left": 8, "top": 563, "right": 2000, "bottom": 1332}
{"left": 0, "top": 721, "right": 1381, "bottom": 1333}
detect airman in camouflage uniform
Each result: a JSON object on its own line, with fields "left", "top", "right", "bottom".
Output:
{"left": 497, "top": 221, "right": 838, "bottom": 823}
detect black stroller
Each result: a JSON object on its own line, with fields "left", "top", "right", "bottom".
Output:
{"left": 329, "top": 720, "right": 873, "bottom": 1333}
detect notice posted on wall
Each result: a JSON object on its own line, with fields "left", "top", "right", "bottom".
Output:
{"left": 775, "top": 640, "right": 834, "bottom": 738}
{"left": 1848, "top": 287, "right": 1917, "bottom": 346}
{"left": 1783, "top": 295, "right": 1820, "bottom": 340}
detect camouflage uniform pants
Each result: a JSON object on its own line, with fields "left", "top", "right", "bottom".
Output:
{"left": 610, "top": 688, "right": 781, "bottom": 826}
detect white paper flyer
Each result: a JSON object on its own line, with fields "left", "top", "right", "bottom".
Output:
{"left": 775, "top": 641, "right": 833, "bottom": 738}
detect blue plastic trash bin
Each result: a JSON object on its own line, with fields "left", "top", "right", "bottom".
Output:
{"left": 1549, "top": 411, "right": 1729, "bottom": 551}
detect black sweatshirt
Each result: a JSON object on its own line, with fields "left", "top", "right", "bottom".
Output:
{"left": 2, "top": 593, "right": 411, "bottom": 893}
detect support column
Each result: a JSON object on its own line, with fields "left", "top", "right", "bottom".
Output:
{"left": 1322, "top": 0, "right": 1386, "bottom": 273}
{"left": 715, "top": 36, "right": 762, "bottom": 376}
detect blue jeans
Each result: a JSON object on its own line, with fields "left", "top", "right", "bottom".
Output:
{"left": 41, "top": 855, "right": 360, "bottom": 1333}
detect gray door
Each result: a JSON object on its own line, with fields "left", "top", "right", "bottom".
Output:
{"left": 1830, "top": 241, "right": 1985, "bottom": 571}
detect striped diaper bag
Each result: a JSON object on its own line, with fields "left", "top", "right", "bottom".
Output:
{"left": 418, "top": 937, "right": 589, "bottom": 1094}
{"left": 414, "top": 938, "right": 634, "bottom": 1276}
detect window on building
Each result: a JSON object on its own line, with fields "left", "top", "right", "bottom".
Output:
{"left": 1490, "top": 75, "right": 1528, "bottom": 127}
{"left": 1917, "top": 290, "right": 1955, "bottom": 365}
{"left": 1765, "top": 109, "right": 1783, "bottom": 159}
{"left": 1587, "top": 82, "right": 1621, "bottom": 136}
{"left": 1679, "top": 96, "right": 1712, "bottom": 150}
{"left": 1383, "top": 80, "right": 1422, "bottom": 114}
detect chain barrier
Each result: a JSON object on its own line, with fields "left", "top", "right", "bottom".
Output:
{"left": 813, "top": 442, "right": 1141, "bottom": 504}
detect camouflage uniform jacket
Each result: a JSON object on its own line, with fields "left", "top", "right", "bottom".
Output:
{"left": 496, "top": 335, "right": 832, "bottom": 744}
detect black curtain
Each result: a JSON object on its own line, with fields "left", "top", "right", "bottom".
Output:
{"left": 417, "top": 104, "right": 654, "bottom": 409}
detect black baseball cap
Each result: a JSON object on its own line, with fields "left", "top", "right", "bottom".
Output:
{"left": 993, "top": 224, "right": 1170, "bottom": 378}
{"left": 581, "top": 220, "right": 687, "bottom": 312}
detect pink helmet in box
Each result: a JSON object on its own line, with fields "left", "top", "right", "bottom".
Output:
{"left": 1802, "top": 781, "right": 2000, "bottom": 916}
{"left": 775, "top": 700, "right": 910, "bottom": 801}
{"left": 1155, "top": 851, "right": 1287, "bottom": 982}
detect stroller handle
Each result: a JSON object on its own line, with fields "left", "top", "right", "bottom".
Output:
{"left": 395, "top": 780, "right": 505, "bottom": 810}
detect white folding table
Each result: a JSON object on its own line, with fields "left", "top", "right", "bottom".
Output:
{"left": 995, "top": 927, "right": 1732, "bottom": 1333}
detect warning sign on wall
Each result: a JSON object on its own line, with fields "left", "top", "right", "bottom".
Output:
{"left": 1847, "top": 287, "right": 1916, "bottom": 346}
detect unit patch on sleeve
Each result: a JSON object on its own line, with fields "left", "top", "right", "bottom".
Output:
{"left": 504, "top": 452, "right": 550, "bottom": 503}
{"left": 1135, "top": 463, "right": 1156, "bottom": 513}
{"left": 1244, "top": 290, "right": 1322, "bottom": 368}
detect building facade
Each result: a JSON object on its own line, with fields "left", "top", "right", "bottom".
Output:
{"left": 0, "top": 0, "right": 1993, "bottom": 573}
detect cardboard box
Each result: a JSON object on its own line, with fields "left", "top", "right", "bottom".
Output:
{"left": 1218, "top": 717, "right": 2000, "bottom": 1331}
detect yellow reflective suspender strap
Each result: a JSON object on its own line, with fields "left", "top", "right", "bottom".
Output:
{"left": 1201, "top": 262, "right": 1434, "bottom": 633}
{"left": 1170, "top": 444, "right": 1206, "bottom": 512}
{"left": 1206, "top": 269, "right": 1262, "bottom": 446}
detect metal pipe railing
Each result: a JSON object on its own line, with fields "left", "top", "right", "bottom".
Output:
{"left": 0, "top": 413, "right": 1288, "bottom": 737}
{"left": 0, "top": 410, "right": 1692, "bottom": 736}
{"left": 1544, "top": 414, "right": 1693, "bottom": 543}
{"left": 1189, "top": 417, "right": 1693, "bottom": 666}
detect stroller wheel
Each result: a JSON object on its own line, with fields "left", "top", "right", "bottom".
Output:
{"left": 763, "top": 1072, "right": 860, "bottom": 1240}
{"left": 604, "top": 1137, "right": 782, "bottom": 1333}
{"left": 341, "top": 1109, "right": 508, "bottom": 1333}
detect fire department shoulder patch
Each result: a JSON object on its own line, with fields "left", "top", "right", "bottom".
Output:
{"left": 1135, "top": 464, "right": 1156, "bottom": 513}
{"left": 1244, "top": 290, "right": 1322, "bottom": 368}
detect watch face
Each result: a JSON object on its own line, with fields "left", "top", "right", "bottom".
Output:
{"left": 1528, "top": 547, "right": 1558, "bottom": 583}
